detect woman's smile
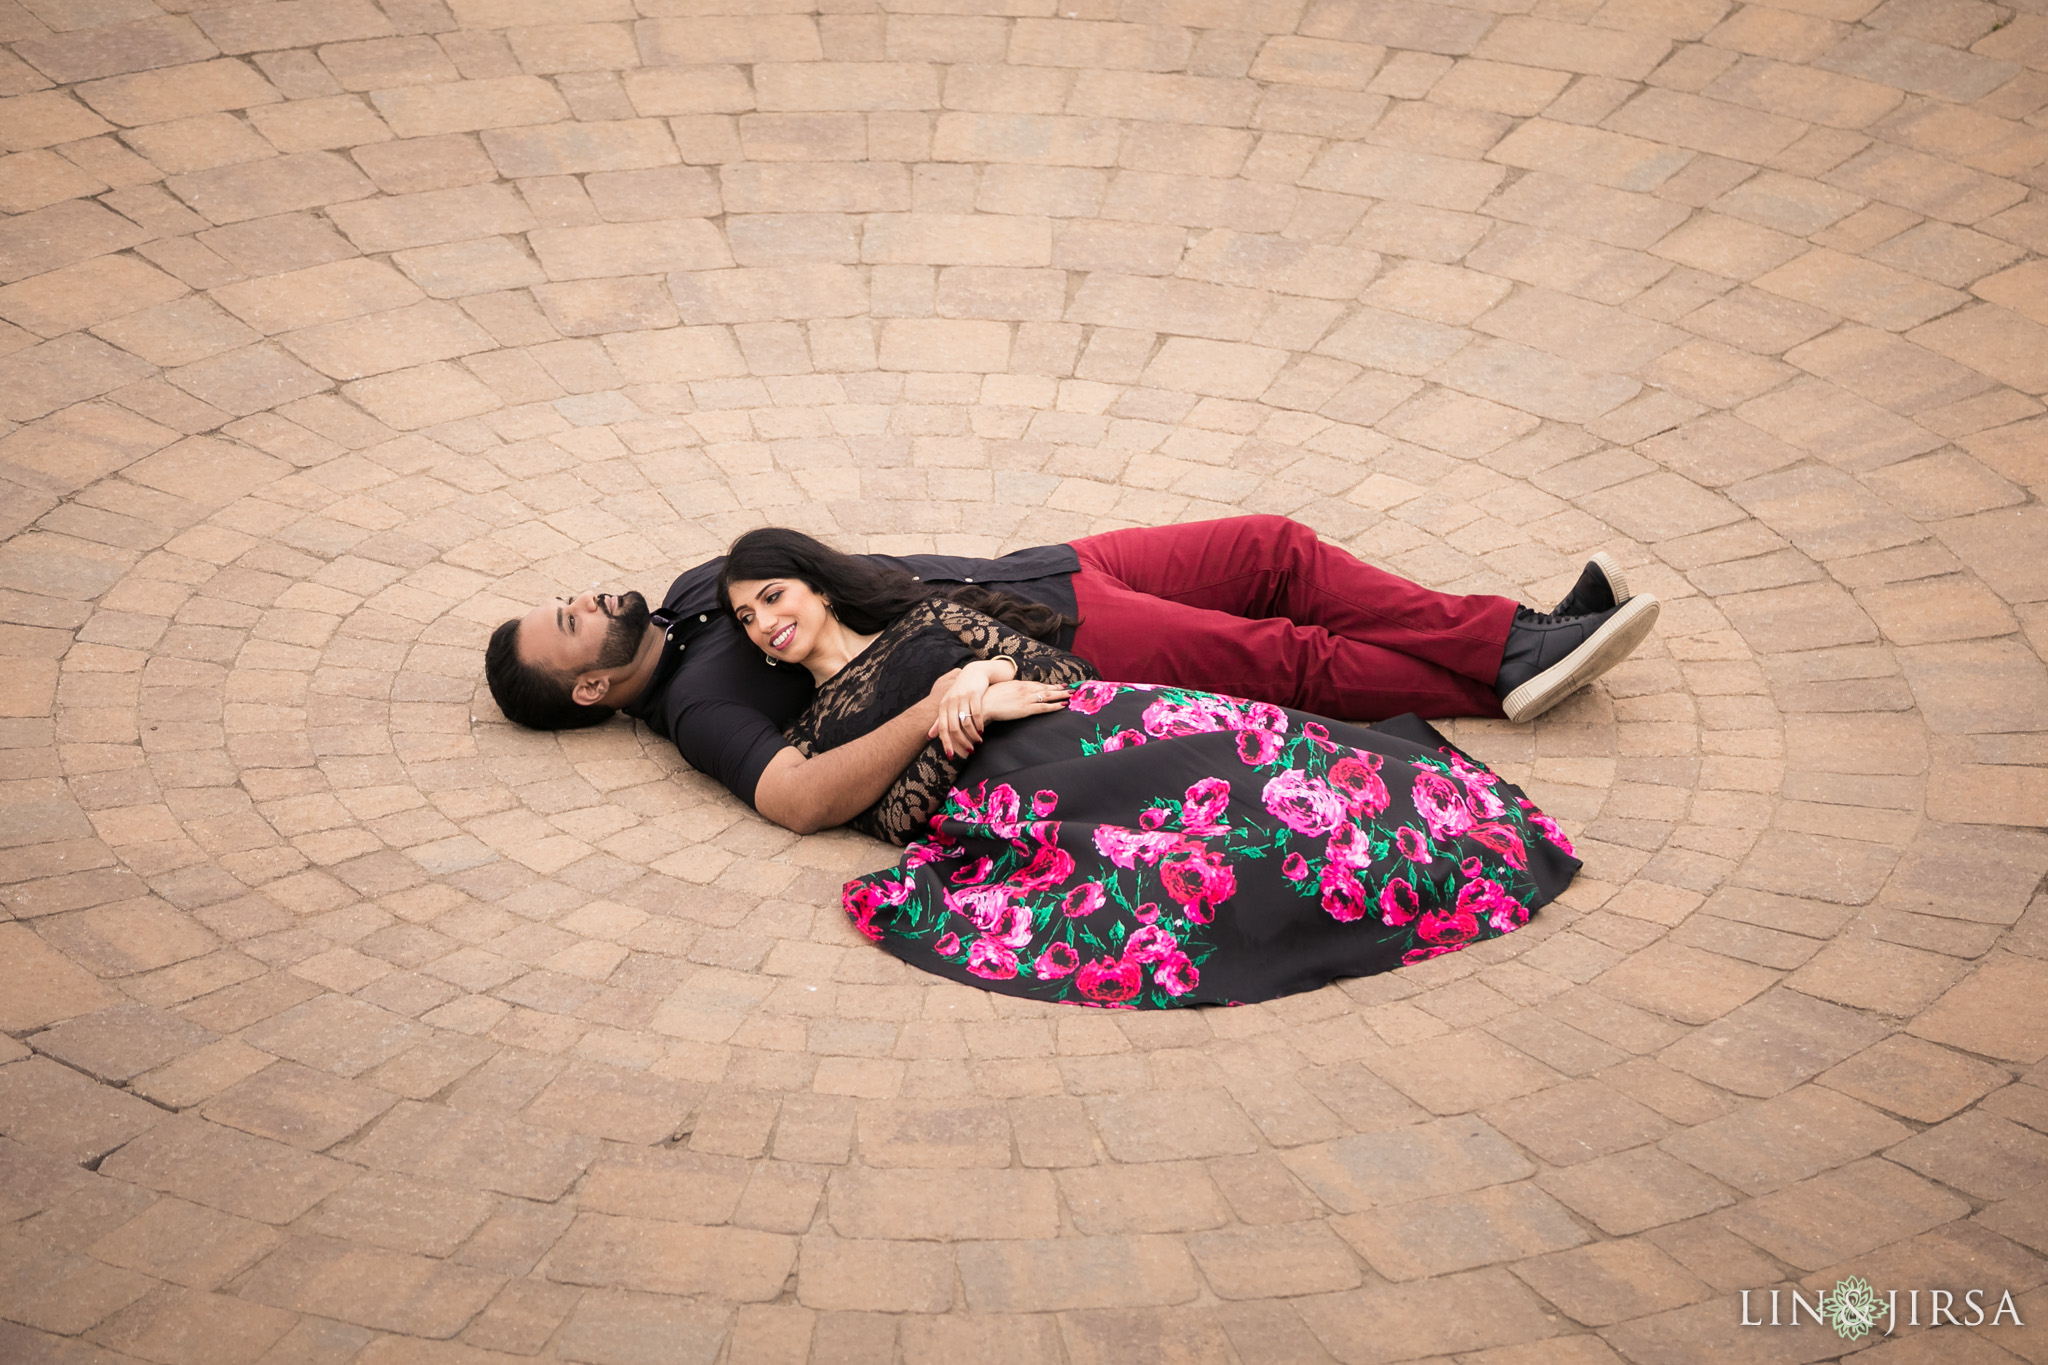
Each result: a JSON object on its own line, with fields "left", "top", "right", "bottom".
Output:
{"left": 769, "top": 622, "right": 797, "bottom": 651}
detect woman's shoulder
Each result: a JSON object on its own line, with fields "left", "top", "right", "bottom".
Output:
{"left": 891, "top": 595, "right": 948, "bottom": 630}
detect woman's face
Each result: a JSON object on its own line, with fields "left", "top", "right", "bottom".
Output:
{"left": 727, "top": 577, "right": 832, "bottom": 665}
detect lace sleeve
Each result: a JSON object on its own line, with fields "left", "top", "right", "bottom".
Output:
{"left": 785, "top": 598, "right": 1098, "bottom": 847}
{"left": 847, "top": 745, "right": 954, "bottom": 846}
{"left": 927, "top": 597, "right": 1099, "bottom": 686}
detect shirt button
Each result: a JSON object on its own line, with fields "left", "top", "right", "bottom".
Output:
{"left": 963, "top": 577, "right": 974, "bottom": 582}
{"left": 698, "top": 614, "right": 707, "bottom": 622}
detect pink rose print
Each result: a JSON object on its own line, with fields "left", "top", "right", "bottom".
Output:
{"left": 1153, "top": 951, "right": 1199, "bottom": 997}
{"left": 1062, "top": 882, "right": 1106, "bottom": 917}
{"left": 1520, "top": 800, "right": 1575, "bottom": 855}
{"left": 1326, "top": 753, "right": 1389, "bottom": 819}
{"left": 1235, "top": 729, "right": 1283, "bottom": 766}
{"left": 1319, "top": 863, "right": 1369, "bottom": 922}
{"left": 945, "top": 889, "right": 1027, "bottom": 947}
{"left": 945, "top": 883, "right": 1010, "bottom": 926}
{"left": 1158, "top": 840, "right": 1236, "bottom": 924}
{"left": 1142, "top": 694, "right": 1235, "bottom": 738}
{"left": 1139, "top": 806, "right": 1170, "bottom": 831}
{"left": 1416, "top": 907, "right": 1480, "bottom": 946}
{"left": 1281, "top": 851, "right": 1309, "bottom": 881}
{"left": 1467, "top": 822, "right": 1528, "bottom": 871}
{"left": 984, "top": 784, "right": 1022, "bottom": 839}
{"left": 992, "top": 899, "right": 1035, "bottom": 948}
{"left": 934, "top": 931, "right": 961, "bottom": 956}
{"left": 1075, "top": 955, "right": 1143, "bottom": 1003}
{"left": 967, "top": 937, "right": 1020, "bottom": 979}
{"left": 1133, "top": 901, "right": 1161, "bottom": 924}
{"left": 1035, "top": 941, "right": 1079, "bottom": 980}
{"left": 1031, "top": 789, "right": 1059, "bottom": 817}
{"left": 1103, "top": 728, "right": 1147, "bottom": 750}
{"left": 1180, "top": 777, "right": 1231, "bottom": 835}
{"left": 1324, "top": 822, "right": 1373, "bottom": 869}
{"left": 1230, "top": 700, "right": 1288, "bottom": 736}
{"left": 946, "top": 885, "right": 1033, "bottom": 948}
{"left": 1449, "top": 752, "right": 1507, "bottom": 818}
{"left": 1093, "top": 825, "right": 1181, "bottom": 869}
{"left": 1456, "top": 875, "right": 1529, "bottom": 934}
{"left": 1412, "top": 770, "right": 1475, "bottom": 841}
{"left": 1460, "top": 856, "right": 1483, "bottom": 879}
{"left": 1262, "top": 769, "right": 1346, "bottom": 837}
{"left": 1011, "top": 841, "right": 1076, "bottom": 891}
{"left": 1302, "top": 721, "right": 1337, "bottom": 752}
{"left": 1379, "top": 877, "right": 1420, "bottom": 927}
{"left": 842, "top": 881, "right": 887, "bottom": 941}
{"left": 1068, "top": 680, "right": 1119, "bottom": 714}
{"left": 1123, "top": 923, "right": 1179, "bottom": 964}
{"left": 950, "top": 856, "right": 993, "bottom": 884}
{"left": 1395, "top": 826, "right": 1432, "bottom": 864}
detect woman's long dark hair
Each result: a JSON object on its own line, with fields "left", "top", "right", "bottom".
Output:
{"left": 715, "top": 528, "right": 1077, "bottom": 643}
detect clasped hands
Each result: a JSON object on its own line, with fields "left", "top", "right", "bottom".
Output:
{"left": 926, "top": 662, "right": 1073, "bottom": 759}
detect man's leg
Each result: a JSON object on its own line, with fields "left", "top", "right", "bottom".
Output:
{"left": 1068, "top": 527, "right": 1507, "bottom": 720}
{"left": 1071, "top": 516, "right": 1518, "bottom": 712}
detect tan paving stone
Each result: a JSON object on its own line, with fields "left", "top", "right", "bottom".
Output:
{"left": 99, "top": 1113, "right": 351, "bottom": 1223}
{"left": 1718, "top": 1156, "right": 1968, "bottom": 1270}
{"left": 1283, "top": 1116, "right": 1534, "bottom": 1213}
{"left": 1538, "top": 1145, "right": 1738, "bottom": 1235}
{"left": 1513, "top": 1239, "right": 1712, "bottom": 1326}
{"left": 1297, "top": 1267, "right": 1561, "bottom": 1364}
{"left": 1661, "top": 1084, "right": 1911, "bottom": 1196}
{"left": 1333, "top": 1181, "right": 1587, "bottom": 1280}
{"left": 88, "top": 1195, "right": 282, "bottom": 1291}
{"left": 544, "top": 1213, "right": 797, "bottom": 1302}
{"left": 345, "top": 1098, "right": 596, "bottom": 1200}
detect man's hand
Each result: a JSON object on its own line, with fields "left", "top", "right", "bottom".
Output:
{"left": 751, "top": 670, "right": 961, "bottom": 834}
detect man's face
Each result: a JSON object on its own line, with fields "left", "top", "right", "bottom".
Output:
{"left": 516, "top": 590, "right": 651, "bottom": 682}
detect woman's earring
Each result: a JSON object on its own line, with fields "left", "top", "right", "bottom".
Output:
{"left": 764, "top": 656, "right": 777, "bottom": 667}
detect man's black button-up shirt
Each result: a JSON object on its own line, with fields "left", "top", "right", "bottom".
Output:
{"left": 619, "top": 545, "right": 1080, "bottom": 808}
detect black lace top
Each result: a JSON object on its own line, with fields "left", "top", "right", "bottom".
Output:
{"left": 784, "top": 597, "right": 1099, "bottom": 844}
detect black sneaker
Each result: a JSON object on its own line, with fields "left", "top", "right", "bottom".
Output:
{"left": 1552, "top": 551, "right": 1630, "bottom": 617}
{"left": 1495, "top": 595, "right": 1661, "bottom": 723}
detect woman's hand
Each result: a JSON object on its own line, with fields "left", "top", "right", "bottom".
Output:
{"left": 928, "top": 660, "right": 1017, "bottom": 759}
{"left": 928, "top": 665, "right": 990, "bottom": 759}
{"left": 978, "top": 679, "right": 1073, "bottom": 728}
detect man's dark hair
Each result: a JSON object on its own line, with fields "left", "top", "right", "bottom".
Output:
{"left": 484, "top": 618, "right": 615, "bottom": 731}
{"left": 715, "top": 528, "right": 1075, "bottom": 641}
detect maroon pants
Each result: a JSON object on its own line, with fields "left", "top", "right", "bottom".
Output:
{"left": 1068, "top": 516, "right": 1517, "bottom": 721}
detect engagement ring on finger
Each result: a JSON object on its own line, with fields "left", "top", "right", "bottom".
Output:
{"left": 959, "top": 711, "right": 970, "bottom": 724}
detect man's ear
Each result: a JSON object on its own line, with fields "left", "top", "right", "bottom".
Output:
{"left": 571, "top": 673, "right": 610, "bottom": 706}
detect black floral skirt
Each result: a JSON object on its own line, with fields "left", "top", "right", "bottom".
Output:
{"left": 842, "top": 684, "right": 1580, "bottom": 1008}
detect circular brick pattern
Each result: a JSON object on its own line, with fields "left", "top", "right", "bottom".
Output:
{"left": 2, "top": 2, "right": 2046, "bottom": 1361}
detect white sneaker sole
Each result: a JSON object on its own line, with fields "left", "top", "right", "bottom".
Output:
{"left": 1501, "top": 594, "right": 1661, "bottom": 723}
{"left": 1588, "top": 550, "right": 1630, "bottom": 608}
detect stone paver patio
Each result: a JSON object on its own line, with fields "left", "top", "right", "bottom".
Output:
{"left": 2, "top": 0, "right": 2047, "bottom": 1360}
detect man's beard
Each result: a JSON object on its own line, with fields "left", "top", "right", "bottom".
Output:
{"left": 592, "top": 591, "right": 651, "bottom": 671}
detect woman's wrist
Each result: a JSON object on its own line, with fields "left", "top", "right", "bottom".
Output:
{"left": 985, "top": 654, "right": 1018, "bottom": 682}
